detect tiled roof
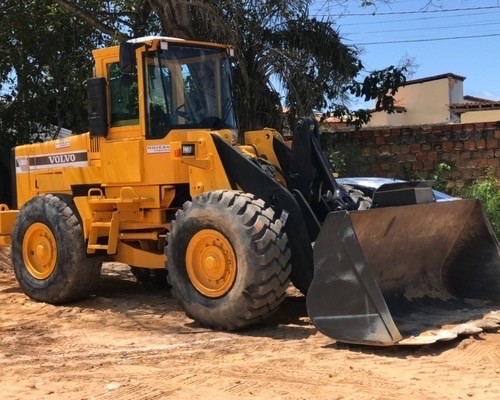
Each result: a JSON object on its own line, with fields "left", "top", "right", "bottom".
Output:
{"left": 449, "top": 99, "right": 500, "bottom": 112}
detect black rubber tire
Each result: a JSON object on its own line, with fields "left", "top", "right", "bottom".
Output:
{"left": 131, "top": 267, "right": 170, "bottom": 289}
{"left": 11, "top": 194, "right": 102, "bottom": 303}
{"left": 166, "top": 190, "right": 291, "bottom": 330}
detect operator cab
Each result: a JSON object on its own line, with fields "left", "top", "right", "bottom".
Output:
{"left": 88, "top": 36, "right": 237, "bottom": 140}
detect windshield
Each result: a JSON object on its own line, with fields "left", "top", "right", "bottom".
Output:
{"left": 144, "top": 44, "right": 237, "bottom": 138}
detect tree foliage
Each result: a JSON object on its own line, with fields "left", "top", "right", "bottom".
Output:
{"left": 0, "top": 1, "right": 111, "bottom": 203}
{"left": 0, "top": 0, "right": 408, "bottom": 205}
{"left": 1, "top": 1, "right": 104, "bottom": 141}
{"left": 0, "top": 0, "right": 406, "bottom": 187}
{"left": 48, "top": 0, "right": 406, "bottom": 131}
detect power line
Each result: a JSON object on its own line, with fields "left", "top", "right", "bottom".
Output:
{"left": 334, "top": 11, "right": 499, "bottom": 26}
{"left": 312, "top": 5, "right": 500, "bottom": 17}
{"left": 344, "top": 20, "right": 499, "bottom": 35}
{"left": 356, "top": 32, "right": 500, "bottom": 45}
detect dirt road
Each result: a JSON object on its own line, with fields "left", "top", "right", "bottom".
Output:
{"left": 1, "top": 248, "right": 499, "bottom": 400}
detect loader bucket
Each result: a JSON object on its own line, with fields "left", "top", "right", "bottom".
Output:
{"left": 306, "top": 198, "right": 500, "bottom": 346}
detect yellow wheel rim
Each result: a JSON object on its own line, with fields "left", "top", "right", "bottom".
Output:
{"left": 186, "top": 229, "right": 237, "bottom": 298}
{"left": 22, "top": 222, "right": 57, "bottom": 280}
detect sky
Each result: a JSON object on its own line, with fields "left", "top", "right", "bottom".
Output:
{"left": 310, "top": 0, "right": 500, "bottom": 103}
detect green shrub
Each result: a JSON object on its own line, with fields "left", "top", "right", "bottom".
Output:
{"left": 432, "top": 162, "right": 452, "bottom": 193}
{"left": 460, "top": 170, "right": 500, "bottom": 238}
{"left": 328, "top": 150, "right": 346, "bottom": 174}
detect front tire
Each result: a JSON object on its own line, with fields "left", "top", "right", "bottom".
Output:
{"left": 11, "top": 194, "right": 102, "bottom": 303}
{"left": 167, "top": 190, "right": 291, "bottom": 330}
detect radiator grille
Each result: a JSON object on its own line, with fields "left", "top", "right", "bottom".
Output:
{"left": 90, "top": 137, "right": 100, "bottom": 153}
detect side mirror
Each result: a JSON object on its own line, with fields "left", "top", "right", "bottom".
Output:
{"left": 119, "top": 42, "right": 137, "bottom": 73}
{"left": 87, "top": 77, "right": 108, "bottom": 137}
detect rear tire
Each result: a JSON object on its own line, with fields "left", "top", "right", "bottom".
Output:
{"left": 11, "top": 194, "right": 102, "bottom": 303}
{"left": 167, "top": 190, "right": 291, "bottom": 330}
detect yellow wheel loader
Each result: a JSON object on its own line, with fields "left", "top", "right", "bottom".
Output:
{"left": 0, "top": 37, "right": 498, "bottom": 345}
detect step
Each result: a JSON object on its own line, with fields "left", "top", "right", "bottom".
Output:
{"left": 87, "top": 244, "right": 109, "bottom": 251}
{"left": 91, "top": 221, "right": 112, "bottom": 228}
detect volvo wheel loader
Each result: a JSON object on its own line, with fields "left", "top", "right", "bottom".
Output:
{"left": 0, "top": 36, "right": 499, "bottom": 345}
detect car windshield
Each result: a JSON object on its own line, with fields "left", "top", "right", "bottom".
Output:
{"left": 144, "top": 44, "right": 237, "bottom": 138}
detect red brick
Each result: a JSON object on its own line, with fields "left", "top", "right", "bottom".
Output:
{"left": 460, "top": 152, "right": 471, "bottom": 159}
{"left": 410, "top": 144, "right": 421, "bottom": 153}
{"left": 379, "top": 145, "right": 391, "bottom": 155}
{"left": 442, "top": 141, "right": 454, "bottom": 152}
{"left": 464, "top": 140, "right": 475, "bottom": 151}
{"left": 372, "top": 164, "right": 383, "bottom": 175}
{"left": 385, "top": 135, "right": 396, "bottom": 144}
{"left": 487, "top": 139, "right": 498, "bottom": 149}
{"left": 461, "top": 169, "right": 473, "bottom": 179}
{"left": 477, "top": 159, "right": 489, "bottom": 168}
{"left": 423, "top": 160, "right": 434, "bottom": 171}
{"left": 454, "top": 142, "right": 464, "bottom": 150}
{"left": 483, "top": 149, "right": 495, "bottom": 158}
{"left": 375, "top": 136, "right": 385, "bottom": 145}
{"left": 440, "top": 153, "right": 451, "bottom": 161}
{"left": 422, "top": 144, "right": 432, "bottom": 151}
{"left": 391, "top": 144, "right": 401, "bottom": 154}
{"left": 465, "top": 159, "right": 477, "bottom": 168}
{"left": 361, "top": 147, "right": 371, "bottom": 157}
{"left": 427, "top": 151, "right": 438, "bottom": 161}
{"left": 412, "top": 161, "right": 423, "bottom": 171}
{"left": 476, "top": 139, "right": 486, "bottom": 149}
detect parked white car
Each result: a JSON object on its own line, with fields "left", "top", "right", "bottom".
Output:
{"left": 337, "top": 177, "right": 458, "bottom": 202}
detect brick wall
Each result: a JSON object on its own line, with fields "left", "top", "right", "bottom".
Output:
{"left": 321, "top": 122, "right": 499, "bottom": 187}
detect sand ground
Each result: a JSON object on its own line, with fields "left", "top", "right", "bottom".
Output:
{"left": 1, "top": 248, "right": 499, "bottom": 400}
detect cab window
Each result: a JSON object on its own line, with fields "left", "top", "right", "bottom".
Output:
{"left": 108, "top": 63, "right": 139, "bottom": 127}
